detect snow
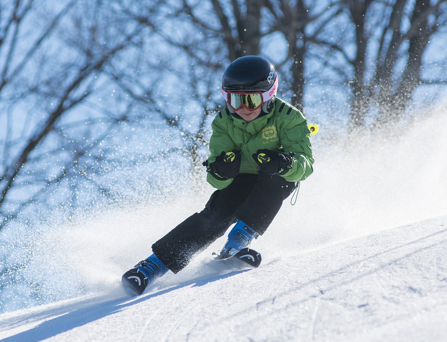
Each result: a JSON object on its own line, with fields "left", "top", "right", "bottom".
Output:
{"left": 0, "top": 215, "right": 446, "bottom": 341}
{"left": 1, "top": 108, "right": 447, "bottom": 341}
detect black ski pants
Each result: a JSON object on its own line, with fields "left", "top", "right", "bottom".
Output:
{"left": 152, "top": 173, "right": 297, "bottom": 273}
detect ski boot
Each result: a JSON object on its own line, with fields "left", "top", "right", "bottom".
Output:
{"left": 122, "top": 254, "right": 169, "bottom": 296}
{"left": 219, "top": 220, "right": 259, "bottom": 259}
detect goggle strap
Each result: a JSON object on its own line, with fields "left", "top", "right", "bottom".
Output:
{"left": 222, "top": 88, "right": 228, "bottom": 101}
{"left": 262, "top": 77, "right": 278, "bottom": 102}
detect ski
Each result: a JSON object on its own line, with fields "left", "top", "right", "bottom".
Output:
{"left": 213, "top": 247, "right": 262, "bottom": 268}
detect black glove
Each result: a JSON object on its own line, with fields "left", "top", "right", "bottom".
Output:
{"left": 252, "top": 149, "right": 293, "bottom": 175}
{"left": 203, "top": 150, "right": 241, "bottom": 180}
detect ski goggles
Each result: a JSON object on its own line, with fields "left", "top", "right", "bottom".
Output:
{"left": 222, "top": 77, "right": 278, "bottom": 111}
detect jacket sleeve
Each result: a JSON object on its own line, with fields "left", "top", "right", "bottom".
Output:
{"left": 278, "top": 111, "right": 314, "bottom": 183}
{"left": 206, "top": 115, "right": 236, "bottom": 190}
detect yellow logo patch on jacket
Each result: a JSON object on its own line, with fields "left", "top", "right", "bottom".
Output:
{"left": 261, "top": 125, "right": 278, "bottom": 143}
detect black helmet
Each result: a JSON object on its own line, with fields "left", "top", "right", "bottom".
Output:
{"left": 222, "top": 56, "right": 278, "bottom": 113}
{"left": 222, "top": 56, "right": 277, "bottom": 92}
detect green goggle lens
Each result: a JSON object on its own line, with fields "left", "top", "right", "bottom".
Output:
{"left": 228, "top": 93, "right": 263, "bottom": 110}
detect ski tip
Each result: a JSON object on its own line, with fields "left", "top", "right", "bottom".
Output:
{"left": 121, "top": 269, "right": 148, "bottom": 296}
{"left": 211, "top": 248, "right": 262, "bottom": 268}
{"left": 234, "top": 248, "right": 262, "bottom": 268}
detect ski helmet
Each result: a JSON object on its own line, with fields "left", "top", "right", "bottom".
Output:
{"left": 222, "top": 56, "right": 278, "bottom": 113}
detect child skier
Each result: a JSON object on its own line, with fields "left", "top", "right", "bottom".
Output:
{"left": 122, "top": 55, "right": 314, "bottom": 295}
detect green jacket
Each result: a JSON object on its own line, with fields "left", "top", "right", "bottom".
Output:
{"left": 206, "top": 98, "right": 314, "bottom": 189}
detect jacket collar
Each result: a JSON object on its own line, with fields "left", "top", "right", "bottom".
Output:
{"left": 230, "top": 100, "right": 277, "bottom": 134}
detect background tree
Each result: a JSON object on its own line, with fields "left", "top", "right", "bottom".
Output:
{"left": 263, "top": 0, "right": 342, "bottom": 108}
{"left": 312, "top": 0, "right": 447, "bottom": 130}
{"left": 0, "top": 0, "right": 151, "bottom": 229}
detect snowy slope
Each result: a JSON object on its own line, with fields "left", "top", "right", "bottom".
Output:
{"left": 1, "top": 215, "right": 446, "bottom": 342}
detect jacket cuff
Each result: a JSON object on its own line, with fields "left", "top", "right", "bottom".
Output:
{"left": 206, "top": 173, "right": 234, "bottom": 190}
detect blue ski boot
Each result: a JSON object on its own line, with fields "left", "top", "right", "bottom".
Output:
{"left": 122, "top": 254, "right": 169, "bottom": 296}
{"left": 219, "top": 220, "right": 259, "bottom": 259}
